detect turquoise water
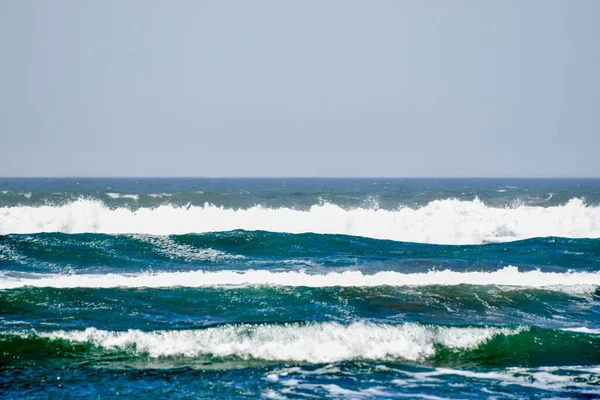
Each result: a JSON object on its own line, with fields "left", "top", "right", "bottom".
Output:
{"left": 1, "top": 179, "right": 600, "bottom": 398}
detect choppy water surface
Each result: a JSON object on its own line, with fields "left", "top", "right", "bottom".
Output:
{"left": 1, "top": 178, "right": 600, "bottom": 399}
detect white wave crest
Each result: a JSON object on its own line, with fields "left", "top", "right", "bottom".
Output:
{"left": 32, "top": 322, "right": 523, "bottom": 362}
{"left": 147, "top": 193, "right": 172, "bottom": 198}
{"left": 562, "top": 327, "right": 600, "bottom": 334}
{"left": 1, "top": 266, "right": 598, "bottom": 291}
{"left": 105, "top": 193, "right": 139, "bottom": 200}
{"left": 1, "top": 198, "right": 599, "bottom": 244}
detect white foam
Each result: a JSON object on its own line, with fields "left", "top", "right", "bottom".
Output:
{"left": 106, "top": 193, "right": 139, "bottom": 200}
{"left": 31, "top": 322, "right": 522, "bottom": 362}
{"left": 1, "top": 198, "right": 599, "bottom": 244}
{"left": 562, "top": 327, "right": 600, "bottom": 334}
{"left": 0, "top": 242, "right": 24, "bottom": 263}
{"left": 278, "top": 383, "right": 393, "bottom": 399}
{"left": 132, "top": 235, "right": 245, "bottom": 262}
{"left": 1, "top": 266, "right": 598, "bottom": 291}
{"left": 414, "top": 366, "right": 600, "bottom": 393}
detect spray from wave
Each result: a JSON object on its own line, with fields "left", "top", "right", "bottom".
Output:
{"left": 1, "top": 198, "right": 599, "bottom": 244}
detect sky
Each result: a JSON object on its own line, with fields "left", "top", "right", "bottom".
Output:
{"left": 0, "top": 1, "right": 599, "bottom": 177}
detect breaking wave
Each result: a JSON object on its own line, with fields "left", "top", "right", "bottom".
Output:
{"left": 1, "top": 266, "right": 598, "bottom": 291}
{"left": 3, "top": 323, "right": 600, "bottom": 368}
{"left": 1, "top": 322, "right": 524, "bottom": 363}
{"left": 1, "top": 198, "right": 599, "bottom": 244}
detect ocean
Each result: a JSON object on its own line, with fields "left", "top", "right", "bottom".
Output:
{"left": 1, "top": 178, "right": 600, "bottom": 399}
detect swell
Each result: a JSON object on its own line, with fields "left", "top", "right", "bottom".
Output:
{"left": 2, "top": 232, "right": 600, "bottom": 273}
{"left": 2, "top": 323, "right": 599, "bottom": 368}
{"left": 1, "top": 198, "right": 600, "bottom": 244}
{"left": 3, "top": 286, "right": 598, "bottom": 332}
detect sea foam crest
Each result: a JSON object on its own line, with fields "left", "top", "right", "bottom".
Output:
{"left": 1, "top": 266, "right": 598, "bottom": 291}
{"left": 106, "top": 193, "right": 139, "bottom": 200}
{"left": 32, "top": 322, "right": 523, "bottom": 362}
{"left": 0, "top": 198, "right": 599, "bottom": 244}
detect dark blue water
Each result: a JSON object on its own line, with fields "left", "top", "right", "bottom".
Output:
{"left": 1, "top": 178, "right": 600, "bottom": 399}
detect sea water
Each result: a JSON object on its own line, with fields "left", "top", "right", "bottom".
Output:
{"left": 1, "top": 178, "right": 600, "bottom": 399}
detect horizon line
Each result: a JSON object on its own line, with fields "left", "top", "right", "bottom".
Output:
{"left": 1, "top": 176, "right": 599, "bottom": 180}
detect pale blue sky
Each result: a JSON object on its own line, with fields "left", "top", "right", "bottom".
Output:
{"left": 0, "top": 1, "right": 598, "bottom": 177}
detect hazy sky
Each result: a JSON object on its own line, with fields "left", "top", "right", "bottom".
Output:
{"left": 1, "top": 1, "right": 598, "bottom": 177}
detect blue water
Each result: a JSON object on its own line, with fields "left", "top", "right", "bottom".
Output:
{"left": 1, "top": 178, "right": 600, "bottom": 399}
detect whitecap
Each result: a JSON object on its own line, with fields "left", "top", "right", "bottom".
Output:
{"left": 1, "top": 198, "right": 599, "bottom": 244}
{"left": 1, "top": 266, "right": 598, "bottom": 292}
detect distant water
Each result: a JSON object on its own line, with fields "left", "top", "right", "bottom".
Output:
{"left": 1, "top": 178, "right": 600, "bottom": 399}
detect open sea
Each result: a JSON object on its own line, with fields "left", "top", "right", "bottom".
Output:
{"left": 1, "top": 178, "right": 600, "bottom": 399}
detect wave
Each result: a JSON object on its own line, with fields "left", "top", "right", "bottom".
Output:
{"left": 0, "top": 323, "right": 524, "bottom": 363}
{"left": 1, "top": 266, "right": 598, "bottom": 291}
{"left": 3, "top": 323, "right": 600, "bottom": 367}
{"left": 2, "top": 232, "right": 599, "bottom": 274}
{"left": 1, "top": 198, "right": 599, "bottom": 244}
